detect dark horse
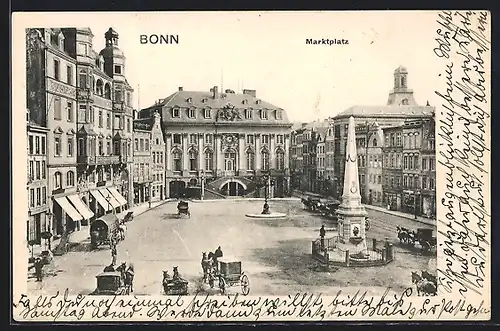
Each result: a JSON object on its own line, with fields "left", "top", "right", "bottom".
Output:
{"left": 411, "top": 271, "right": 437, "bottom": 296}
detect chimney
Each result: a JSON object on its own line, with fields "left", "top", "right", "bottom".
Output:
{"left": 178, "top": 87, "right": 183, "bottom": 91}
{"left": 242, "top": 89, "right": 256, "bottom": 98}
{"left": 212, "top": 86, "right": 219, "bottom": 99}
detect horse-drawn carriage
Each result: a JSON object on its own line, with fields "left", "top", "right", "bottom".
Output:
{"left": 177, "top": 200, "right": 190, "bottom": 218}
{"left": 162, "top": 268, "right": 189, "bottom": 295}
{"left": 301, "top": 197, "right": 322, "bottom": 212}
{"left": 201, "top": 254, "right": 250, "bottom": 295}
{"left": 90, "top": 214, "right": 120, "bottom": 249}
{"left": 91, "top": 271, "right": 131, "bottom": 295}
{"left": 396, "top": 226, "right": 437, "bottom": 254}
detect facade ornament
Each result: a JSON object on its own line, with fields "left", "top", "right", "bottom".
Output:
{"left": 221, "top": 133, "right": 239, "bottom": 149}
{"left": 217, "top": 103, "right": 242, "bottom": 121}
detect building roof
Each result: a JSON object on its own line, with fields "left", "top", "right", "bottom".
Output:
{"left": 142, "top": 88, "right": 292, "bottom": 127}
{"left": 334, "top": 105, "right": 434, "bottom": 119}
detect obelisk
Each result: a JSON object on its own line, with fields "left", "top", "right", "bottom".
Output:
{"left": 336, "top": 116, "right": 368, "bottom": 253}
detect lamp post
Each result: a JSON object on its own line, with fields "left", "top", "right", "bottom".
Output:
{"left": 200, "top": 170, "right": 205, "bottom": 201}
{"left": 261, "top": 171, "right": 271, "bottom": 215}
{"left": 148, "top": 182, "right": 152, "bottom": 208}
{"left": 45, "top": 210, "right": 53, "bottom": 251}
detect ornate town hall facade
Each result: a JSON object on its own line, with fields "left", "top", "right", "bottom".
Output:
{"left": 138, "top": 86, "right": 293, "bottom": 198}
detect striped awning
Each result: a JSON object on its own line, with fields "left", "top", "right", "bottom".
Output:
{"left": 99, "top": 189, "right": 121, "bottom": 209}
{"left": 90, "top": 190, "right": 112, "bottom": 211}
{"left": 55, "top": 197, "right": 83, "bottom": 221}
{"left": 67, "top": 195, "right": 94, "bottom": 219}
{"left": 108, "top": 187, "right": 127, "bottom": 206}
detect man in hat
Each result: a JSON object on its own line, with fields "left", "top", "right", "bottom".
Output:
{"left": 319, "top": 225, "right": 326, "bottom": 250}
{"left": 172, "top": 266, "right": 181, "bottom": 281}
{"left": 34, "top": 257, "right": 43, "bottom": 282}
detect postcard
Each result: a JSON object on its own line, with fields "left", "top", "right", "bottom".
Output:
{"left": 11, "top": 10, "right": 491, "bottom": 322}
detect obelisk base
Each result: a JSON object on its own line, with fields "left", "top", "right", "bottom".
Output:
{"left": 336, "top": 208, "right": 368, "bottom": 255}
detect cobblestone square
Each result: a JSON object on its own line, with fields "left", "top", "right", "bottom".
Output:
{"left": 28, "top": 199, "right": 436, "bottom": 297}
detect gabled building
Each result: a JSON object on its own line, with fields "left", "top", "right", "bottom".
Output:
{"left": 132, "top": 111, "right": 165, "bottom": 204}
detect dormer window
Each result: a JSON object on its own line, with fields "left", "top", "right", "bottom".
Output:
{"left": 204, "top": 108, "right": 211, "bottom": 118}
{"left": 402, "top": 98, "right": 409, "bottom": 105}
{"left": 245, "top": 109, "right": 253, "bottom": 119}
{"left": 114, "top": 65, "right": 122, "bottom": 74}
{"left": 188, "top": 108, "right": 196, "bottom": 118}
{"left": 221, "top": 94, "right": 227, "bottom": 99}
{"left": 187, "top": 97, "right": 192, "bottom": 103}
{"left": 260, "top": 109, "right": 268, "bottom": 120}
{"left": 172, "top": 107, "right": 180, "bottom": 118}
{"left": 242, "top": 99, "right": 248, "bottom": 105}
{"left": 202, "top": 98, "right": 208, "bottom": 103}
{"left": 256, "top": 100, "right": 261, "bottom": 105}
{"left": 275, "top": 109, "right": 282, "bottom": 120}
{"left": 58, "top": 33, "right": 65, "bottom": 51}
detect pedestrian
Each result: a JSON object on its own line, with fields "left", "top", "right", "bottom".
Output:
{"left": 111, "top": 244, "right": 117, "bottom": 266}
{"left": 319, "top": 225, "right": 326, "bottom": 250}
{"left": 34, "top": 258, "right": 43, "bottom": 282}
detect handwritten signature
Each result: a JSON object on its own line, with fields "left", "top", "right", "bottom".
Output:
{"left": 434, "top": 10, "right": 490, "bottom": 298}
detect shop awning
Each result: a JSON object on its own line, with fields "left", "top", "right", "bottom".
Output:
{"left": 90, "top": 190, "right": 112, "bottom": 212}
{"left": 67, "top": 195, "right": 94, "bottom": 219}
{"left": 108, "top": 187, "right": 127, "bottom": 206}
{"left": 55, "top": 197, "right": 83, "bottom": 221}
{"left": 99, "top": 189, "right": 121, "bottom": 209}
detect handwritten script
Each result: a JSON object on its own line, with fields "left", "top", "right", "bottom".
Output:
{"left": 433, "top": 10, "right": 490, "bottom": 298}
{"left": 12, "top": 289, "right": 490, "bottom": 321}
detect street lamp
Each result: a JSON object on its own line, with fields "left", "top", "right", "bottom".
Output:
{"left": 261, "top": 171, "right": 271, "bottom": 215}
{"left": 148, "top": 182, "right": 152, "bottom": 208}
{"left": 200, "top": 169, "right": 205, "bottom": 201}
{"left": 44, "top": 210, "right": 53, "bottom": 251}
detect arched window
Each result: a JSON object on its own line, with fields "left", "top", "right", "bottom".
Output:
{"left": 189, "top": 150, "right": 198, "bottom": 171}
{"left": 104, "top": 83, "right": 111, "bottom": 99}
{"left": 66, "top": 170, "right": 75, "bottom": 187}
{"left": 96, "top": 79, "right": 104, "bottom": 96}
{"left": 401, "top": 76, "right": 406, "bottom": 88}
{"left": 372, "top": 137, "right": 378, "bottom": 147}
{"left": 261, "top": 150, "right": 269, "bottom": 170}
{"left": 54, "top": 171, "right": 62, "bottom": 189}
{"left": 173, "top": 149, "right": 182, "bottom": 171}
{"left": 246, "top": 150, "right": 255, "bottom": 170}
{"left": 204, "top": 150, "right": 213, "bottom": 171}
{"left": 224, "top": 149, "right": 237, "bottom": 171}
{"left": 276, "top": 149, "right": 285, "bottom": 170}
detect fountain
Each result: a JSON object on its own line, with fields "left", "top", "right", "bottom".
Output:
{"left": 245, "top": 171, "right": 287, "bottom": 219}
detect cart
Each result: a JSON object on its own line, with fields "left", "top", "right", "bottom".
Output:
{"left": 162, "top": 271, "right": 189, "bottom": 295}
{"left": 177, "top": 200, "right": 190, "bottom": 218}
{"left": 91, "top": 271, "right": 130, "bottom": 295}
{"left": 90, "top": 214, "right": 120, "bottom": 249}
{"left": 122, "top": 211, "right": 134, "bottom": 223}
{"left": 215, "top": 258, "right": 250, "bottom": 296}
{"left": 416, "top": 228, "right": 437, "bottom": 254}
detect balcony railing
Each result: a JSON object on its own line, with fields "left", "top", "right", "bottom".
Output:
{"left": 95, "top": 155, "right": 120, "bottom": 165}
{"left": 77, "top": 155, "right": 120, "bottom": 165}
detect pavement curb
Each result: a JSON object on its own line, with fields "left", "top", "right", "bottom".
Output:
{"left": 190, "top": 197, "right": 301, "bottom": 203}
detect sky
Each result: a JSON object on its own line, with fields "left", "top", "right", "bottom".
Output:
{"left": 17, "top": 11, "right": 443, "bottom": 123}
